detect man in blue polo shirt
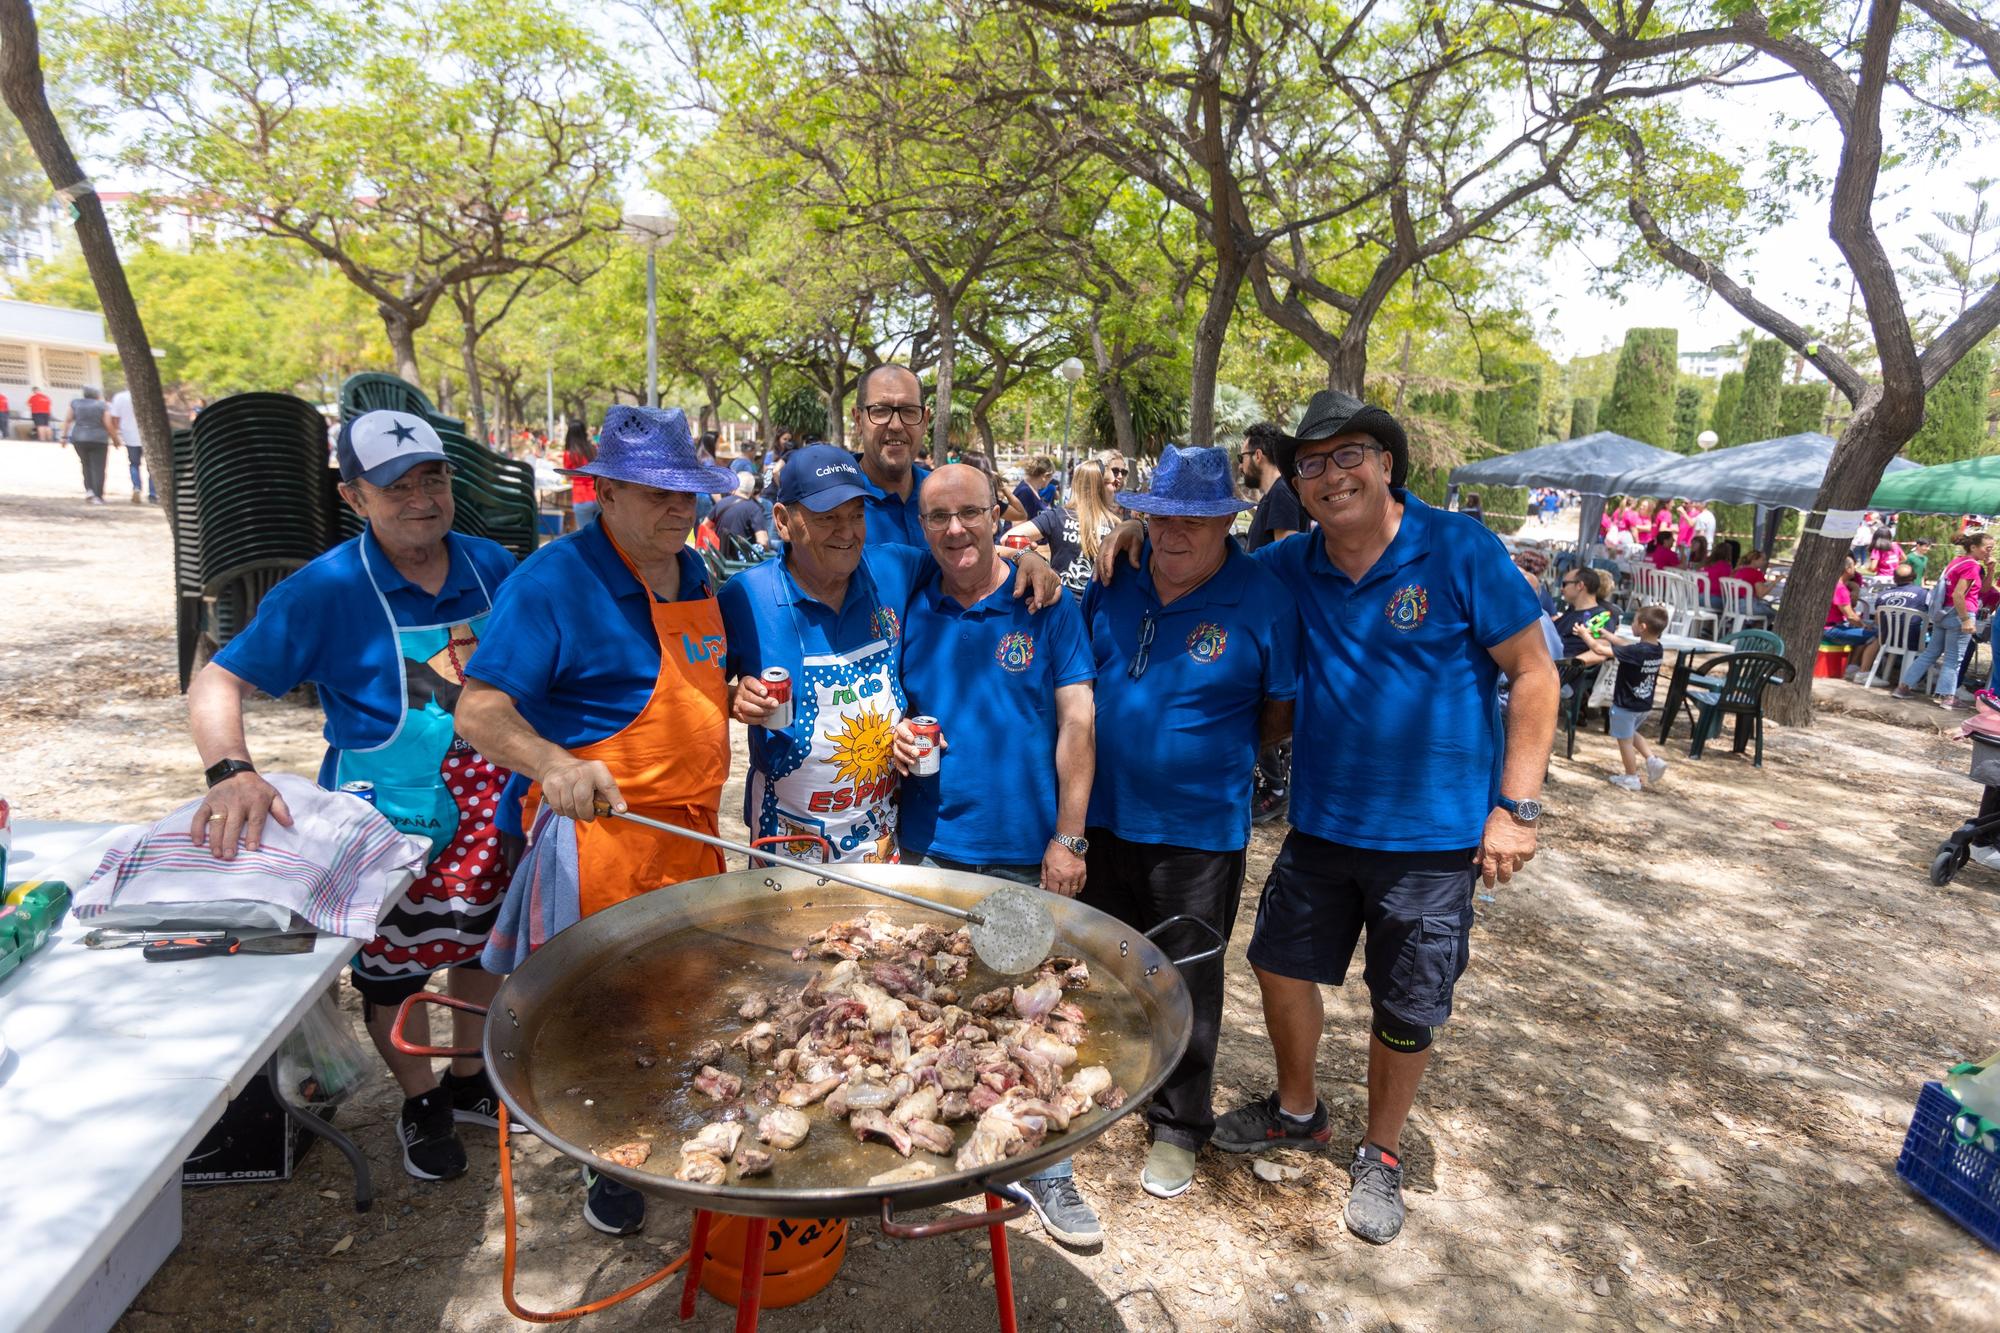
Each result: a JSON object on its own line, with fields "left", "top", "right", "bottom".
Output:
{"left": 187, "top": 410, "right": 519, "bottom": 1187}
{"left": 851, "top": 363, "right": 930, "bottom": 547}
{"left": 1083, "top": 445, "right": 1300, "bottom": 1206}
{"left": 1211, "top": 391, "right": 1557, "bottom": 1247}
{"left": 888, "top": 463, "right": 1099, "bottom": 1246}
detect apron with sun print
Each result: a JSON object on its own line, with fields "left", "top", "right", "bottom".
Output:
{"left": 749, "top": 621, "right": 905, "bottom": 865}
{"left": 337, "top": 540, "right": 510, "bottom": 986}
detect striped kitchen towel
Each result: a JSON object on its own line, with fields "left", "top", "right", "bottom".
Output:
{"left": 479, "top": 802, "right": 579, "bottom": 973}
{"left": 74, "top": 773, "right": 432, "bottom": 939}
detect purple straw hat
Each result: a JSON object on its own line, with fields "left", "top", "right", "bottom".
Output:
{"left": 560, "top": 405, "right": 741, "bottom": 494}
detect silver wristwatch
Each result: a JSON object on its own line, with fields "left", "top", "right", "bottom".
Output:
{"left": 1053, "top": 833, "right": 1089, "bottom": 856}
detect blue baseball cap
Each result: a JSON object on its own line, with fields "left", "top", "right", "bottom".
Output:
{"left": 337, "top": 410, "right": 449, "bottom": 486}
{"left": 775, "top": 444, "right": 870, "bottom": 513}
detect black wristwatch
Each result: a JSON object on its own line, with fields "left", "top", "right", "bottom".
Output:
{"left": 205, "top": 758, "right": 258, "bottom": 788}
{"left": 1495, "top": 795, "right": 1542, "bottom": 824}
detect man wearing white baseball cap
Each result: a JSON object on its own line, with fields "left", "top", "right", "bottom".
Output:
{"left": 187, "top": 409, "right": 522, "bottom": 1184}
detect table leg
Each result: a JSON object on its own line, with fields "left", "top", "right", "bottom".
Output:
{"left": 1658, "top": 655, "right": 1691, "bottom": 744}
{"left": 735, "top": 1216, "right": 769, "bottom": 1333}
{"left": 681, "top": 1209, "right": 713, "bottom": 1320}
{"left": 986, "top": 1191, "right": 1019, "bottom": 1333}
{"left": 262, "top": 1054, "right": 373, "bottom": 1213}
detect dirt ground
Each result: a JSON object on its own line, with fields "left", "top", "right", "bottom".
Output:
{"left": 5, "top": 440, "right": 2000, "bottom": 1332}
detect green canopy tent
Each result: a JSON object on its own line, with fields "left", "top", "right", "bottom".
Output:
{"left": 1869, "top": 455, "right": 2000, "bottom": 516}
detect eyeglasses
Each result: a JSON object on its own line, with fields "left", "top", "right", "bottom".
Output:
{"left": 1128, "top": 612, "right": 1156, "bottom": 680}
{"left": 919, "top": 505, "right": 993, "bottom": 531}
{"left": 1294, "top": 443, "right": 1381, "bottom": 479}
{"left": 1107, "top": 466, "right": 1128, "bottom": 478}
{"left": 373, "top": 470, "right": 453, "bottom": 500}
{"left": 861, "top": 402, "right": 925, "bottom": 426}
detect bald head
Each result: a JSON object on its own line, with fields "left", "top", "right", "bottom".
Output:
{"left": 921, "top": 464, "right": 1003, "bottom": 597}
{"left": 921, "top": 463, "right": 992, "bottom": 511}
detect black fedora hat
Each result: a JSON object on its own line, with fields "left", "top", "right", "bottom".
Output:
{"left": 1273, "top": 389, "right": 1410, "bottom": 489}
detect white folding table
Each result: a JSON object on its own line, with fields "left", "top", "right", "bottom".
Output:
{"left": 0, "top": 820, "right": 404, "bottom": 1333}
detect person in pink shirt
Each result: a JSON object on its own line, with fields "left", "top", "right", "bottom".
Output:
{"left": 1632, "top": 498, "right": 1661, "bottom": 543}
{"left": 1826, "top": 568, "right": 1880, "bottom": 677}
{"left": 1700, "top": 539, "right": 1741, "bottom": 605}
{"left": 1863, "top": 530, "right": 1904, "bottom": 576}
{"left": 1896, "top": 530, "right": 1993, "bottom": 708}
{"left": 1645, "top": 531, "right": 1682, "bottom": 568}
{"left": 1671, "top": 502, "right": 1696, "bottom": 548}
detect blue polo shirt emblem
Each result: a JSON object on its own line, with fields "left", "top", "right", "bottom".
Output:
{"left": 995, "top": 630, "right": 1036, "bottom": 672}
{"left": 1187, "top": 623, "right": 1229, "bottom": 663}
{"left": 1387, "top": 583, "right": 1430, "bottom": 631}
{"left": 870, "top": 605, "right": 901, "bottom": 643}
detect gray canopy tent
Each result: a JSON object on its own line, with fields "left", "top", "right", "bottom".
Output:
{"left": 1446, "top": 430, "right": 1682, "bottom": 550}
{"left": 1610, "top": 432, "right": 1920, "bottom": 550}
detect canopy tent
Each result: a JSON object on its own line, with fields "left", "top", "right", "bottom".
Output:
{"left": 1611, "top": 432, "right": 1919, "bottom": 511}
{"left": 1868, "top": 454, "right": 2000, "bottom": 516}
{"left": 1447, "top": 431, "right": 1683, "bottom": 555}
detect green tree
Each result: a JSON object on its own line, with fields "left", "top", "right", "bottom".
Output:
{"left": 1779, "top": 383, "right": 1826, "bottom": 437}
{"left": 1570, "top": 396, "right": 1597, "bottom": 437}
{"left": 1733, "top": 338, "right": 1784, "bottom": 443}
{"left": 1599, "top": 327, "right": 1678, "bottom": 448}
{"left": 1907, "top": 344, "right": 1995, "bottom": 465}
{"left": 1672, "top": 385, "right": 1703, "bottom": 452}
{"left": 1711, "top": 372, "right": 1743, "bottom": 448}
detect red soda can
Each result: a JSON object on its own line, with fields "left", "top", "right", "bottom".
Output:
{"left": 908, "top": 716, "right": 942, "bottom": 776}
{"left": 1003, "top": 530, "right": 1037, "bottom": 551}
{"left": 760, "top": 667, "right": 793, "bottom": 731}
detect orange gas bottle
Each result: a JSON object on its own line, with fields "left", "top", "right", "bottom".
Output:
{"left": 699, "top": 1214, "right": 849, "bottom": 1309}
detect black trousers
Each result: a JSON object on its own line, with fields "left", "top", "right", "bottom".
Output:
{"left": 73, "top": 440, "right": 107, "bottom": 498}
{"left": 1081, "top": 829, "right": 1245, "bottom": 1151}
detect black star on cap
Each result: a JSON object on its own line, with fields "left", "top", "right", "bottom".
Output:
{"left": 387, "top": 420, "right": 418, "bottom": 445}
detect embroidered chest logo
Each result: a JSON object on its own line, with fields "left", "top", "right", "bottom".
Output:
{"left": 680, "top": 633, "right": 725, "bottom": 665}
{"left": 1386, "top": 584, "right": 1429, "bottom": 632}
{"left": 995, "top": 630, "right": 1036, "bottom": 673}
{"left": 1186, "top": 623, "right": 1229, "bottom": 664}
{"left": 870, "top": 606, "right": 901, "bottom": 643}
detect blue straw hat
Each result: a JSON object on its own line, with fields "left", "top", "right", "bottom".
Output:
{"left": 1115, "top": 445, "right": 1254, "bottom": 517}
{"left": 560, "top": 405, "right": 740, "bottom": 494}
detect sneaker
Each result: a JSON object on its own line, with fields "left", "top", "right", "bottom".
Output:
{"left": 1343, "top": 1142, "right": 1406, "bottom": 1245}
{"left": 581, "top": 1168, "right": 646, "bottom": 1236}
{"left": 1141, "top": 1141, "right": 1197, "bottom": 1199}
{"left": 1251, "top": 785, "right": 1290, "bottom": 826}
{"left": 1892, "top": 686, "right": 1914, "bottom": 700}
{"left": 1971, "top": 844, "right": 2000, "bottom": 871}
{"left": 1607, "top": 773, "right": 1643, "bottom": 792}
{"left": 1020, "top": 1174, "right": 1103, "bottom": 1247}
{"left": 398, "top": 1088, "right": 468, "bottom": 1181}
{"left": 1211, "top": 1092, "right": 1332, "bottom": 1154}
{"left": 442, "top": 1067, "right": 500, "bottom": 1129}
{"left": 1644, "top": 756, "right": 1668, "bottom": 785}
{"left": 1939, "top": 696, "right": 1967, "bottom": 711}
{"left": 128, "top": 491, "right": 142, "bottom": 504}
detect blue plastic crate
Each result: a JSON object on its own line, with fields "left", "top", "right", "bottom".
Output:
{"left": 1897, "top": 1080, "right": 2000, "bottom": 1250}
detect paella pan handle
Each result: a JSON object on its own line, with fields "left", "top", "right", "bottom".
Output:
{"left": 389, "top": 992, "right": 488, "bottom": 1058}
{"left": 878, "top": 1180, "right": 1032, "bottom": 1239}
{"left": 749, "top": 833, "right": 833, "bottom": 869}
{"left": 1145, "top": 914, "right": 1226, "bottom": 968}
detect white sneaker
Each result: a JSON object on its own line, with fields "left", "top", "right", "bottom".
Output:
{"left": 1607, "top": 774, "right": 1643, "bottom": 792}
{"left": 1645, "top": 756, "right": 1668, "bottom": 784}
{"left": 1970, "top": 845, "right": 2000, "bottom": 871}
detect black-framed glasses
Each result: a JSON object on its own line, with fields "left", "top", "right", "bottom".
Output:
{"left": 861, "top": 402, "right": 925, "bottom": 426}
{"left": 1294, "top": 443, "right": 1381, "bottom": 479}
{"left": 919, "top": 505, "right": 992, "bottom": 531}
{"left": 1128, "top": 612, "right": 1156, "bottom": 680}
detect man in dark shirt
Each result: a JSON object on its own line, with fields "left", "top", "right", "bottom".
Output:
{"left": 1240, "top": 423, "right": 1303, "bottom": 551}
{"left": 709, "top": 476, "right": 769, "bottom": 559}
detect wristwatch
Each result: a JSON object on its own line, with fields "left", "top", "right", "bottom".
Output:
{"left": 1495, "top": 795, "right": 1543, "bottom": 824}
{"left": 205, "top": 758, "right": 257, "bottom": 788}
{"left": 1053, "top": 833, "right": 1089, "bottom": 856}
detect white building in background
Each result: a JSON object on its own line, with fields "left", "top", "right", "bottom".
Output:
{"left": 0, "top": 298, "right": 117, "bottom": 432}
{"left": 1678, "top": 345, "right": 1742, "bottom": 379}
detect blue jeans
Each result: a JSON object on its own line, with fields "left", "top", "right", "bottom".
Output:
{"left": 917, "top": 854, "right": 1068, "bottom": 1181}
{"left": 127, "top": 445, "right": 153, "bottom": 499}
{"left": 1903, "top": 619, "right": 1966, "bottom": 697}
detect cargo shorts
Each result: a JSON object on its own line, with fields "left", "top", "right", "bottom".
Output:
{"left": 1245, "top": 829, "right": 1476, "bottom": 1027}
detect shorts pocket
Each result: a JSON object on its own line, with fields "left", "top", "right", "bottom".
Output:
{"left": 1388, "top": 908, "right": 1473, "bottom": 1022}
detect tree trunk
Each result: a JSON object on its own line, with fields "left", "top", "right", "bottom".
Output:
{"left": 1766, "top": 390, "right": 1920, "bottom": 727}
{"left": 381, "top": 304, "right": 422, "bottom": 385}
{"left": 973, "top": 411, "right": 996, "bottom": 465}
{"left": 0, "top": 0, "right": 175, "bottom": 510}
{"left": 1188, "top": 253, "right": 1245, "bottom": 446}
{"left": 1394, "top": 328, "right": 1414, "bottom": 413}
{"left": 1101, "top": 376, "right": 1138, "bottom": 459}
{"left": 930, "top": 291, "right": 957, "bottom": 457}
{"left": 756, "top": 364, "right": 774, "bottom": 449}
{"left": 458, "top": 317, "right": 488, "bottom": 446}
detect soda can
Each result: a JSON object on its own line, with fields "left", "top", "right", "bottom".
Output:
{"left": 339, "top": 780, "right": 378, "bottom": 806}
{"left": 908, "top": 716, "right": 943, "bottom": 776}
{"left": 760, "top": 667, "right": 794, "bottom": 731}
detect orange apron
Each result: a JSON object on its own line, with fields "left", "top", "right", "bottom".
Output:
{"left": 525, "top": 538, "right": 730, "bottom": 917}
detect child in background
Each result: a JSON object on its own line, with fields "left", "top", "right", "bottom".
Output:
{"left": 1582, "top": 603, "right": 1670, "bottom": 792}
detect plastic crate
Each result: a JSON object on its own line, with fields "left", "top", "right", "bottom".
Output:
{"left": 1897, "top": 1081, "right": 2000, "bottom": 1249}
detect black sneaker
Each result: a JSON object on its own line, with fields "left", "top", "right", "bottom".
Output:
{"left": 1252, "top": 784, "right": 1290, "bottom": 826}
{"left": 582, "top": 1168, "right": 647, "bottom": 1236}
{"left": 1019, "top": 1174, "right": 1103, "bottom": 1248}
{"left": 442, "top": 1067, "right": 500, "bottom": 1128}
{"left": 1344, "top": 1142, "right": 1405, "bottom": 1244}
{"left": 398, "top": 1089, "right": 468, "bottom": 1181}
{"left": 1210, "top": 1091, "right": 1332, "bottom": 1154}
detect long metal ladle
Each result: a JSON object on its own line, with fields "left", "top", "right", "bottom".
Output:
{"left": 593, "top": 801, "right": 1058, "bottom": 975}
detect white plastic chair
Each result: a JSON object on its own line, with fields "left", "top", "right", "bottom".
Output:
{"left": 1718, "top": 578, "right": 1769, "bottom": 636}
{"left": 1671, "top": 570, "right": 1721, "bottom": 640}
{"left": 1866, "top": 604, "right": 1938, "bottom": 690}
